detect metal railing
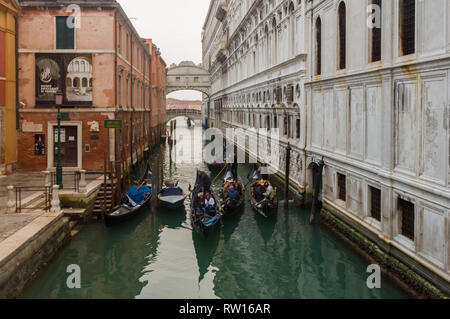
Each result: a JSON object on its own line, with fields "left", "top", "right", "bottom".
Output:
{"left": 15, "top": 186, "right": 52, "bottom": 213}
{"left": 50, "top": 171, "right": 81, "bottom": 192}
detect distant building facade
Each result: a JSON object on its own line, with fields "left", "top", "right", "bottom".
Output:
{"left": 0, "top": 0, "right": 19, "bottom": 175}
{"left": 167, "top": 98, "right": 202, "bottom": 111}
{"left": 17, "top": 0, "right": 166, "bottom": 172}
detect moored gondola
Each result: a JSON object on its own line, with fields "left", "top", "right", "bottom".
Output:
{"left": 189, "top": 172, "right": 222, "bottom": 236}
{"left": 220, "top": 169, "right": 245, "bottom": 217}
{"left": 104, "top": 164, "right": 153, "bottom": 226}
{"left": 249, "top": 165, "right": 278, "bottom": 218}
{"left": 158, "top": 180, "right": 186, "bottom": 209}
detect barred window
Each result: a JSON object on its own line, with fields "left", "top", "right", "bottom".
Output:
{"left": 315, "top": 17, "right": 322, "bottom": 75}
{"left": 370, "top": 0, "right": 382, "bottom": 62}
{"left": 338, "top": 2, "right": 346, "bottom": 70}
{"left": 399, "top": 198, "right": 415, "bottom": 240}
{"left": 370, "top": 186, "right": 381, "bottom": 221}
{"left": 337, "top": 173, "right": 346, "bottom": 201}
{"left": 399, "top": 0, "right": 415, "bottom": 56}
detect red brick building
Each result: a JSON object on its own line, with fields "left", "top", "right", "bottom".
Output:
{"left": 17, "top": 0, "right": 166, "bottom": 172}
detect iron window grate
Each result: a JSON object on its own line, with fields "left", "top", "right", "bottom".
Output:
{"left": 337, "top": 173, "right": 346, "bottom": 201}
{"left": 338, "top": 3, "right": 346, "bottom": 69}
{"left": 399, "top": 198, "right": 415, "bottom": 240}
{"left": 316, "top": 17, "right": 322, "bottom": 75}
{"left": 370, "top": 186, "right": 381, "bottom": 221}
{"left": 371, "top": 0, "right": 382, "bottom": 62}
{"left": 400, "top": 0, "right": 415, "bottom": 55}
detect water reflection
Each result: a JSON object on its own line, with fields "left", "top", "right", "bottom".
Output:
{"left": 22, "top": 119, "right": 409, "bottom": 299}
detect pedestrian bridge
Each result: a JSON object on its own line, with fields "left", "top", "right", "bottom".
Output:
{"left": 166, "top": 61, "right": 211, "bottom": 97}
{"left": 166, "top": 109, "right": 202, "bottom": 122}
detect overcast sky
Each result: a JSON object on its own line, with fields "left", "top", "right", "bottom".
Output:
{"left": 118, "top": 0, "right": 210, "bottom": 101}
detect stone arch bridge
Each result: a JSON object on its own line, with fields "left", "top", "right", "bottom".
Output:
{"left": 166, "top": 109, "right": 202, "bottom": 122}
{"left": 166, "top": 61, "right": 211, "bottom": 97}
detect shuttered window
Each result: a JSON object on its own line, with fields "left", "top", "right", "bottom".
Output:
{"left": 56, "top": 16, "right": 74, "bottom": 49}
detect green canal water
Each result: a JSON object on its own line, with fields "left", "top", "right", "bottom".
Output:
{"left": 22, "top": 121, "right": 410, "bottom": 299}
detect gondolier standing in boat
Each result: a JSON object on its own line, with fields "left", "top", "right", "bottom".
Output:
{"left": 231, "top": 153, "right": 238, "bottom": 180}
{"left": 195, "top": 170, "right": 212, "bottom": 194}
{"left": 260, "top": 162, "right": 269, "bottom": 181}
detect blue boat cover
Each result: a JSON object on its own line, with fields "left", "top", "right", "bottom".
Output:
{"left": 203, "top": 215, "right": 218, "bottom": 227}
{"left": 127, "top": 185, "right": 151, "bottom": 206}
{"left": 161, "top": 187, "right": 183, "bottom": 196}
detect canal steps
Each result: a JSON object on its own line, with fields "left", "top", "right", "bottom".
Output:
{"left": 92, "top": 181, "right": 113, "bottom": 215}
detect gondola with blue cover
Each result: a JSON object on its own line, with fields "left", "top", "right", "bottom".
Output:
{"left": 158, "top": 180, "right": 186, "bottom": 209}
{"left": 104, "top": 164, "right": 153, "bottom": 226}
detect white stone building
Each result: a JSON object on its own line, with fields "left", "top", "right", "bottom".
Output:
{"left": 203, "top": 0, "right": 449, "bottom": 290}
{"left": 203, "top": 0, "right": 307, "bottom": 194}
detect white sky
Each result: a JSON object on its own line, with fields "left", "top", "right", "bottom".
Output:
{"left": 118, "top": 0, "right": 210, "bottom": 101}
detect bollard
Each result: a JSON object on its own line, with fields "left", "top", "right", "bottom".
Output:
{"left": 43, "top": 171, "right": 51, "bottom": 188}
{"left": 51, "top": 185, "right": 61, "bottom": 214}
{"left": 79, "top": 170, "right": 87, "bottom": 193}
{"left": 285, "top": 143, "right": 291, "bottom": 208}
{"left": 7, "top": 186, "right": 16, "bottom": 214}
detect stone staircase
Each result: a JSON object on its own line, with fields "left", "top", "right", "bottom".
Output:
{"left": 92, "top": 181, "right": 114, "bottom": 215}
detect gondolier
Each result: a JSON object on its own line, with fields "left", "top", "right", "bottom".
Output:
{"left": 195, "top": 170, "right": 212, "bottom": 194}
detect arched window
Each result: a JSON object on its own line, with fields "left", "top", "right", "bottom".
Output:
{"left": 315, "top": 17, "right": 322, "bottom": 75}
{"left": 338, "top": 2, "right": 346, "bottom": 70}
{"left": 66, "top": 78, "right": 72, "bottom": 88}
{"left": 73, "top": 78, "right": 80, "bottom": 88}
{"left": 82, "top": 78, "right": 88, "bottom": 88}
{"left": 399, "top": 0, "right": 415, "bottom": 56}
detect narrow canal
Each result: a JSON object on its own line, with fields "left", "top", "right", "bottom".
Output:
{"left": 22, "top": 119, "right": 410, "bottom": 299}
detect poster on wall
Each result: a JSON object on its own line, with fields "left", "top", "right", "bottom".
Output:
{"left": 34, "top": 134, "right": 45, "bottom": 155}
{"left": 36, "top": 54, "right": 93, "bottom": 106}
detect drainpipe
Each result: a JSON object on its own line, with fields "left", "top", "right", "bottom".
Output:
{"left": 130, "top": 35, "right": 134, "bottom": 167}
{"left": 15, "top": 16, "right": 19, "bottom": 131}
{"left": 113, "top": 10, "right": 118, "bottom": 167}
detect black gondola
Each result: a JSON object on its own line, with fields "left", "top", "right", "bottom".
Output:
{"left": 189, "top": 173, "right": 222, "bottom": 236}
{"left": 249, "top": 165, "right": 278, "bottom": 218}
{"left": 104, "top": 164, "right": 153, "bottom": 226}
{"left": 220, "top": 169, "right": 245, "bottom": 216}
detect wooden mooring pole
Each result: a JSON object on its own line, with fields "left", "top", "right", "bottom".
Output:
{"left": 284, "top": 143, "right": 291, "bottom": 208}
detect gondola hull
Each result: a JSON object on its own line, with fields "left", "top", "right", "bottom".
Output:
{"left": 222, "top": 197, "right": 245, "bottom": 216}
{"left": 104, "top": 163, "right": 153, "bottom": 226}
{"left": 158, "top": 195, "right": 186, "bottom": 209}
{"left": 104, "top": 192, "right": 152, "bottom": 226}
{"left": 250, "top": 196, "right": 278, "bottom": 218}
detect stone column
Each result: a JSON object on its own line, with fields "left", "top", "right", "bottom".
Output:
{"left": 79, "top": 170, "right": 87, "bottom": 193}
{"left": 51, "top": 185, "right": 61, "bottom": 214}
{"left": 43, "top": 171, "right": 51, "bottom": 188}
{"left": 7, "top": 186, "right": 16, "bottom": 214}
